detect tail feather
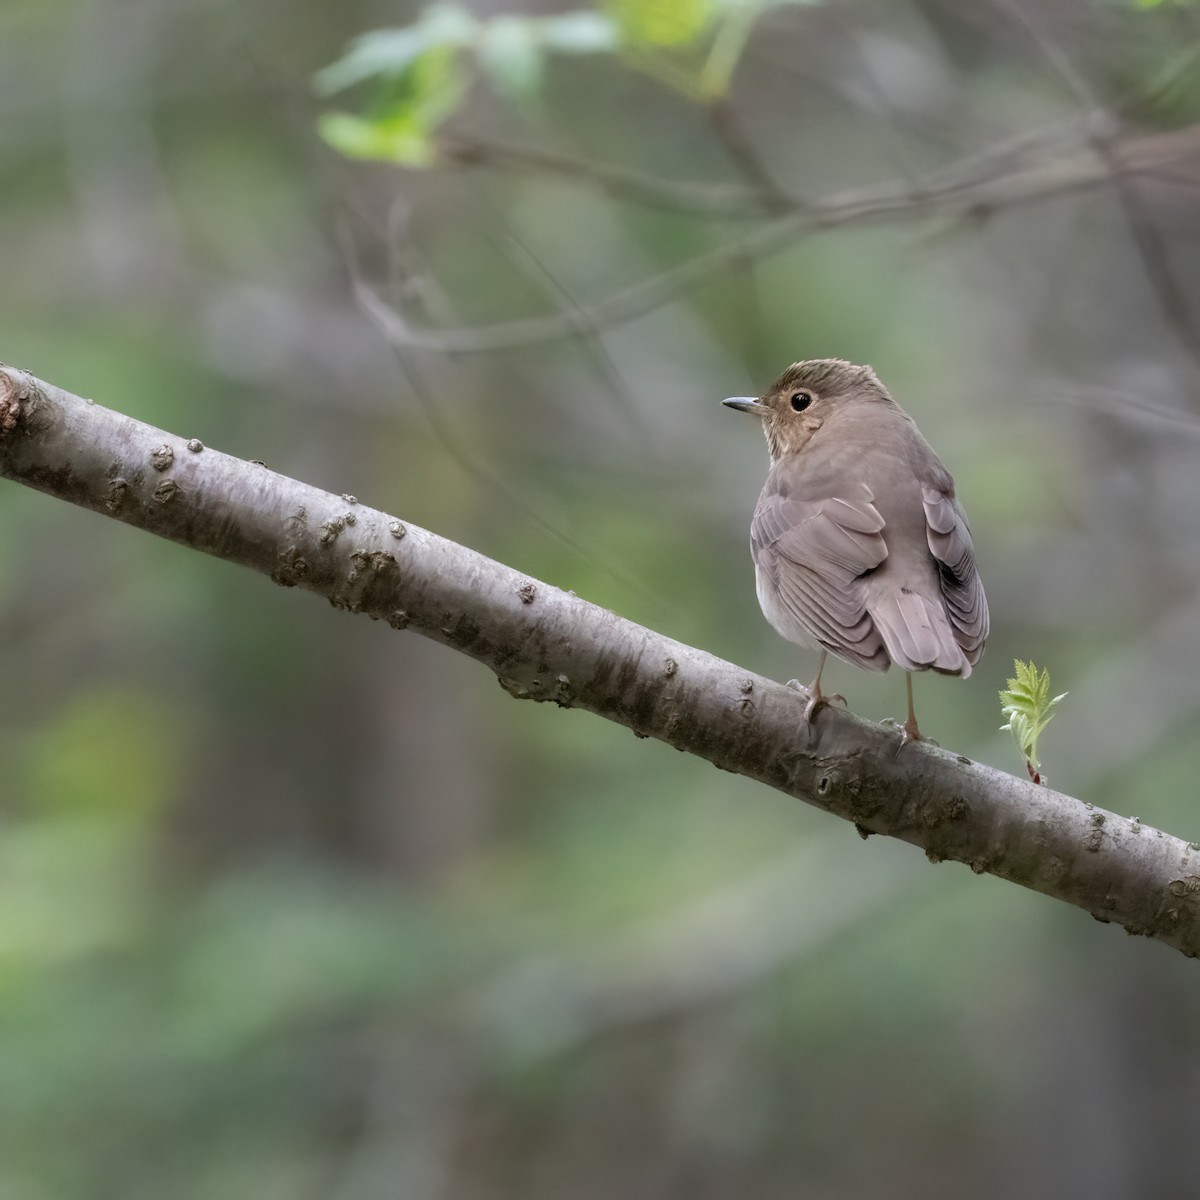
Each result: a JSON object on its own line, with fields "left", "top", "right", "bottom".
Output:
{"left": 870, "top": 587, "right": 971, "bottom": 677}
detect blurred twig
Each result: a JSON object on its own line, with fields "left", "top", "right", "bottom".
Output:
{"left": 997, "top": 0, "right": 1200, "bottom": 393}
{"left": 1107, "top": 156, "right": 1200, "bottom": 386}
{"left": 705, "top": 97, "right": 796, "bottom": 212}
{"left": 338, "top": 216, "right": 669, "bottom": 612}
{"left": 364, "top": 123, "right": 1200, "bottom": 355}
{"left": 490, "top": 225, "right": 654, "bottom": 447}
{"left": 1048, "top": 383, "right": 1200, "bottom": 437}
{"left": 438, "top": 135, "right": 771, "bottom": 216}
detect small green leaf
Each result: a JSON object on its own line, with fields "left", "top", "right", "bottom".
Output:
{"left": 999, "top": 659, "right": 1067, "bottom": 780}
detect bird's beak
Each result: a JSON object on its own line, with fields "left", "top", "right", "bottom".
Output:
{"left": 722, "top": 397, "right": 763, "bottom": 414}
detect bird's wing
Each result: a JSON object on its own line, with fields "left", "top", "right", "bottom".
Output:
{"left": 921, "top": 483, "right": 989, "bottom": 663}
{"left": 751, "top": 478, "right": 890, "bottom": 670}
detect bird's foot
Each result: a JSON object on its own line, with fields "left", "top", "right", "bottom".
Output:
{"left": 881, "top": 717, "right": 937, "bottom": 746}
{"left": 786, "top": 679, "right": 845, "bottom": 725}
{"left": 785, "top": 678, "right": 846, "bottom": 705}
{"left": 903, "top": 717, "right": 927, "bottom": 744}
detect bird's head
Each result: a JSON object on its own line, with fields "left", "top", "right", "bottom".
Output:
{"left": 723, "top": 358, "right": 891, "bottom": 460}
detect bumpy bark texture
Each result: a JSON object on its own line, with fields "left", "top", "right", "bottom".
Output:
{"left": 4, "top": 364, "right": 1200, "bottom": 958}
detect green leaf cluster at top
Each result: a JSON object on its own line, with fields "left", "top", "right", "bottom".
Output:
{"left": 999, "top": 660, "right": 1067, "bottom": 780}
{"left": 316, "top": 0, "right": 819, "bottom": 166}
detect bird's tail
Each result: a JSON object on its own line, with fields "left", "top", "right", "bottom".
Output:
{"left": 870, "top": 587, "right": 971, "bottom": 677}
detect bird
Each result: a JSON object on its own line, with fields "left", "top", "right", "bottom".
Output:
{"left": 723, "top": 358, "right": 988, "bottom": 740}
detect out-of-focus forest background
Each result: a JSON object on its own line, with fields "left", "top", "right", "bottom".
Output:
{"left": 5, "top": 0, "right": 1200, "bottom": 1195}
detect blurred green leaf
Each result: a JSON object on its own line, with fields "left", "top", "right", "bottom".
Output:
{"left": 479, "top": 17, "right": 545, "bottom": 98}
{"left": 171, "top": 863, "right": 450, "bottom": 1051}
{"left": 317, "top": 8, "right": 621, "bottom": 163}
{"left": 0, "top": 818, "right": 148, "bottom": 977}
{"left": 24, "top": 686, "right": 182, "bottom": 821}
{"left": 1135, "top": 39, "right": 1200, "bottom": 122}
{"left": 537, "top": 10, "right": 620, "bottom": 52}
{"left": 318, "top": 44, "right": 466, "bottom": 165}
{"left": 316, "top": 2, "right": 820, "bottom": 150}
{"left": 318, "top": 111, "right": 434, "bottom": 164}
{"left": 605, "top": 0, "right": 717, "bottom": 47}
{"left": 313, "top": 3, "right": 478, "bottom": 95}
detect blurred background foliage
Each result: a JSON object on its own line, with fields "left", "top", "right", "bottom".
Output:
{"left": 4, "top": 0, "right": 1200, "bottom": 1196}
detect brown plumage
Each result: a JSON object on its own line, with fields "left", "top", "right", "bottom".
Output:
{"left": 723, "top": 359, "right": 988, "bottom": 739}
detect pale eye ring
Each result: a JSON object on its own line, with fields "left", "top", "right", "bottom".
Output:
{"left": 789, "top": 391, "right": 812, "bottom": 412}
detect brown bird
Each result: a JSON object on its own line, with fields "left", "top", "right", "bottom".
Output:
{"left": 723, "top": 359, "right": 988, "bottom": 740}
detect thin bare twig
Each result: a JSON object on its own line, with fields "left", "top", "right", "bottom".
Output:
{"left": 362, "top": 124, "right": 1200, "bottom": 355}
{"left": 1106, "top": 152, "right": 1200, "bottom": 386}
{"left": 439, "top": 115, "right": 1104, "bottom": 220}
{"left": 705, "top": 97, "right": 797, "bottom": 212}
{"left": 994, "top": 0, "right": 1098, "bottom": 111}
{"left": 437, "top": 135, "right": 771, "bottom": 216}
{"left": 996, "top": 0, "right": 1200, "bottom": 390}
{"left": 337, "top": 218, "right": 669, "bottom": 612}
{"left": 493, "top": 226, "right": 655, "bottom": 448}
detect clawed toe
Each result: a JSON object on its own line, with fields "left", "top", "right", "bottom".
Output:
{"left": 787, "top": 680, "right": 845, "bottom": 709}
{"left": 800, "top": 691, "right": 846, "bottom": 725}
{"left": 787, "top": 653, "right": 847, "bottom": 728}
{"left": 883, "top": 717, "right": 937, "bottom": 747}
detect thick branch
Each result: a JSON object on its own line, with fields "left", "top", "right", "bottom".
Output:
{"left": 4, "top": 365, "right": 1200, "bottom": 958}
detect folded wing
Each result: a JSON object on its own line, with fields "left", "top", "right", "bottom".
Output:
{"left": 751, "top": 480, "right": 891, "bottom": 671}
{"left": 921, "top": 483, "right": 989, "bottom": 666}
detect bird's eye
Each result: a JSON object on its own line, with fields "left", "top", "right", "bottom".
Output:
{"left": 789, "top": 391, "right": 812, "bottom": 412}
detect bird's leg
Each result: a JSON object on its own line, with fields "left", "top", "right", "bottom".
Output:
{"left": 785, "top": 650, "right": 845, "bottom": 725}
{"left": 902, "top": 672, "right": 923, "bottom": 742}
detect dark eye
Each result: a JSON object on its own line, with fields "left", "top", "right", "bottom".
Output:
{"left": 789, "top": 391, "right": 812, "bottom": 412}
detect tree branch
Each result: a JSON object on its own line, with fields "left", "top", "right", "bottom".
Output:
{"left": 4, "top": 364, "right": 1200, "bottom": 959}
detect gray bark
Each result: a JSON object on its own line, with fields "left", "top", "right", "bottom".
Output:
{"left": 3, "top": 364, "right": 1200, "bottom": 958}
